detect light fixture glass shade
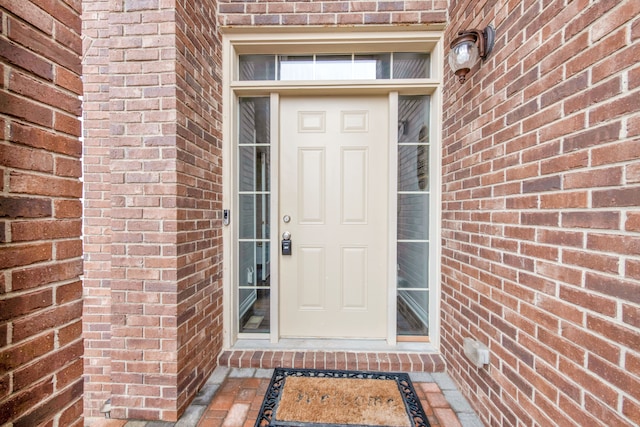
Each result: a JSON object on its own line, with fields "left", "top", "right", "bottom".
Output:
{"left": 448, "top": 40, "right": 479, "bottom": 73}
{"left": 448, "top": 26, "right": 495, "bottom": 83}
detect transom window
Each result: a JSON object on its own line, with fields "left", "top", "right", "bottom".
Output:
{"left": 239, "top": 53, "right": 430, "bottom": 81}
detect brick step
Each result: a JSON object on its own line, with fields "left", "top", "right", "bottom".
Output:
{"left": 218, "top": 350, "right": 445, "bottom": 372}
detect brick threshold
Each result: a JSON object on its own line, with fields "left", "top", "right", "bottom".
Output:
{"left": 218, "top": 349, "right": 445, "bottom": 372}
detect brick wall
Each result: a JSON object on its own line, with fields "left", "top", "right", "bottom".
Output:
{"left": 441, "top": 1, "right": 640, "bottom": 425}
{"left": 174, "top": 0, "right": 223, "bottom": 417}
{"left": 82, "top": 0, "right": 223, "bottom": 421}
{"left": 0, "top": 1, "right": 84, "bottom": 426}
{"left": 105, "top": 0, "right": 181, "bottom": 419}
{"left": 218, "top": 0, "right": 447, "bottom": 26}
{"left": 82, "top": 0, "right": 112, "bottom": 420}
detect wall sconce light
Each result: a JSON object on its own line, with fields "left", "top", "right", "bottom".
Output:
{"left": 448, "top": 25, "right": 495, "bottom": 83}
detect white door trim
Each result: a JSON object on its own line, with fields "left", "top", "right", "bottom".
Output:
{"left": 270, "top": 93, "right": 281, "bottom": 343}
{"left": 387, "top": 91, "right": 399, "bottom": 345}
{"left": 221, "top": 28, "right": 443, "bottom": 350}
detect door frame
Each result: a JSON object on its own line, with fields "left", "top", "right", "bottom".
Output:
{"left": 221, "top": 27, "right": 444, "bottom": 349}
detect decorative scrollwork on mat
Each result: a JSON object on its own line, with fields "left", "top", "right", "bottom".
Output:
{"left": 255, "top": 368, "right": 431, "bottom": 427}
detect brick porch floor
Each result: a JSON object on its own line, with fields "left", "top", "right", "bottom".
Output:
{"left": 196, "top": 372, "right": 463, "bottom": 427}
{"left": 88, "top": 367, "right": 483, "bottom": 427}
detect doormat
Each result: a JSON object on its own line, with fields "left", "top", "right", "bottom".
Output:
{"left": 255, "top": 368, "right": 430, "bottom": 427}
{"left": 244, "top": 315, "right": 264, "bottom": 329}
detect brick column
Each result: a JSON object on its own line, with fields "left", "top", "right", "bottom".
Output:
{"left": 105, "top": 0, "right": 181, "bottom": 420}
{"left": 82, "top": 0, "right": 222, "bottom": 421}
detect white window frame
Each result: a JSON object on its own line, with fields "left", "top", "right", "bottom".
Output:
{"left": 221, "top": 27, "right": 444, "bottom": 351}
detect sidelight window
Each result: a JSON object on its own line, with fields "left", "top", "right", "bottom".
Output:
{"left": 237, "top": 97, "right": 271, "bottom": 334}
{"left": 397, "top": 95, "right": 431, "bottom": 337}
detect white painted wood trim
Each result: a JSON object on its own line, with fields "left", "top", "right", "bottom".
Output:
{"left": 223, "top": 27, "right": 443, "bottom": 56}
{"left": 387, "top": 91, "right": 399, "bottom": 346}
{"left": 222, "top": 34, "right": 235, "bottom": 349}
{"left": 270, "top": 93, "right": 280, "bottom": 343}
{"left": 230, "top": 81, "right": 440, "bottom": 96}
{"left": 429, "top": 36, "right": 445, "bottom": 352}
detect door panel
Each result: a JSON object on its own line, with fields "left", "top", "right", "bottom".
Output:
{"left": 341, "top": 148, "right": 368, "bottom": 223}
{"left": 299, "top": 149, "right": 325, "bottom": 223}
{"left": 298, "top": 246, "right": 325, "bottom": 309}
{"left": 341, "top": 246, "right": 367, "bottom": 309}
{"left": 280, "top": 96, "right": 388, "bottom": 339}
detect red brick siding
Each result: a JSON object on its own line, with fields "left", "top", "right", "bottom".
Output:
{"left": 0, "top": 0, "right": 84, "bottom": 426}
{"left": 82, "top": 0, "right": 223, "bottom": 421}
{"left": 174, "top": 0, "right": 223, "bottom": 418}
{"left": 442, "top": 1, "right": 640, "bottom": 426}
{"left": 218, "top": 349, "right": 445, "bottom": 372}
{"left": 84, "top": 2, "right": 184, "bottom": 420}
{"left": 96, "top": 0, "right": 182, "bottom": 420}
{"left": 218, "top": 0, "right": 447, "bottom": 26}
{"left": 81, "top": 0, "right": 113, "bottom": 420}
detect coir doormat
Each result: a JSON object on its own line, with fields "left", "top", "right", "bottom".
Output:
{"left": 255, "top": 368, "right": 430, "bottom": 427}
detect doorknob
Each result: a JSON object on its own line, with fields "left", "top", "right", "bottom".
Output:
{"left": 282, "top": 231, "right": 291, "bottom": 240}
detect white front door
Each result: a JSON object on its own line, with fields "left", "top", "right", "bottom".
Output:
{"left": 279, "top": 96, "right": 389, "bottom": 338}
